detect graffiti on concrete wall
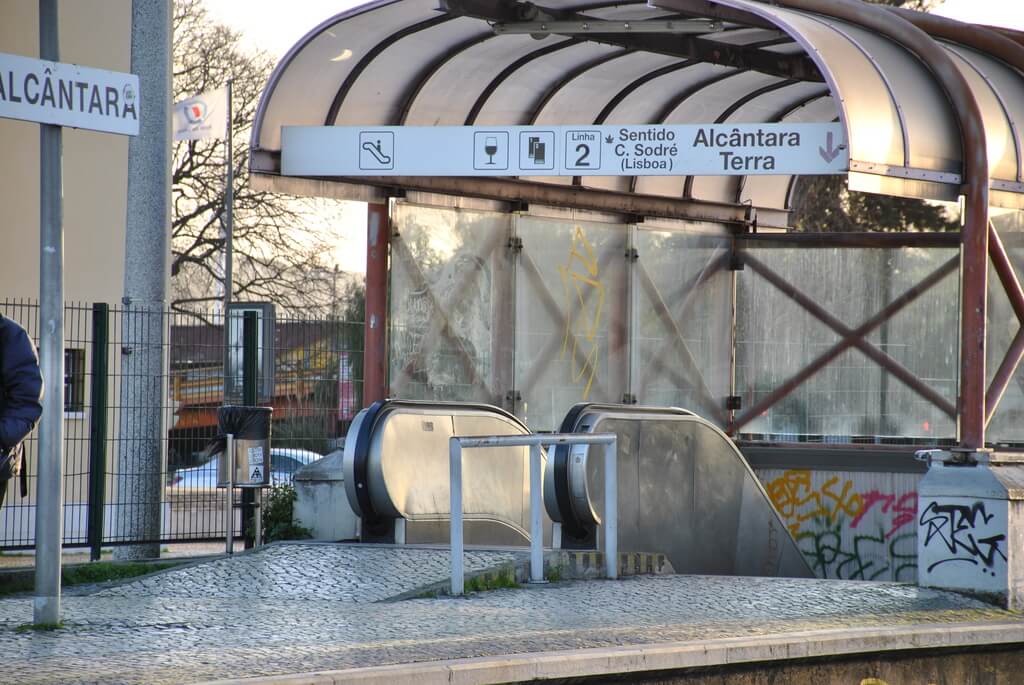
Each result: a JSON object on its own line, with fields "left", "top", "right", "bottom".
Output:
{"left": 794, "top": 516, "right": 917, "bottom": 582}
{"left": 760, "top": 468, "right": 921, "bottom": 582}
{"left": 918, "top": 499, "right": 1007, "bottom": 580}
{"left": 559, "top": 226, "right": 605, "bottom": 400}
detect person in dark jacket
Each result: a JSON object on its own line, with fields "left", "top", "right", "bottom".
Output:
{"left": 0, "top": 314, "right": 43, "bottom": 509}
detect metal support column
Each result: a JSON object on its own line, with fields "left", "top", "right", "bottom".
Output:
{"left": 241, "top": 311, "right": 258, "bottom": 548}
{"left": 364, "top": 203, "right": 389, "bottom": 406}
{"left": 34, "top": 0, "right": 64, "bottom": 626}
{"left": 87, "top": 303, "right": 110, "bottom": 562}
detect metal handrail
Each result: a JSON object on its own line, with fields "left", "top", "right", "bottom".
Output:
{"left": 448, "top": 432, "right": 618, "bottom": 595}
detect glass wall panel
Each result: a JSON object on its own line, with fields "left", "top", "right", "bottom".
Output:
{"left": 631, "top": 227, "right": 732, "bottom": 424}
{"left": 987, "top": 210, "right": 1024, "bottom": 443}
{"left": 514, "top": 215, "right": 629, "bottom": 430}
{"left": 737, "top": 246, "right": 959, "bottom": 440}
{"left": 389, "top": 203, "right": 513, "bottom": 405}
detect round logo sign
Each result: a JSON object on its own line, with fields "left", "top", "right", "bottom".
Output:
{"left": 185, "top": 101, "right": 208, "bottom": 124}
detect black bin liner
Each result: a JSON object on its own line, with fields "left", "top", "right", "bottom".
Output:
{"left": 203, "top": 406, "right": 273, "bottom": 457}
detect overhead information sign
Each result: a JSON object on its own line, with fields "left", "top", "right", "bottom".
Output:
{"left": 282, "top": 122, "right": 847, "bottom": 177}
{"left": 0, "top": 52, "right": 139, "bottom": 135}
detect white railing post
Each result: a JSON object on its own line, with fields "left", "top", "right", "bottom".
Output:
{"left": 449, "top": 437, "right": 464, "bottom": 596}
{"left": 604, "top": 440, "right": 618, "bottom": 580}
{"left": 529, "top": 442, "right": 545, "bottom": 583}
{"left": 447, "top": 433, "right": 617, "bottom": 595}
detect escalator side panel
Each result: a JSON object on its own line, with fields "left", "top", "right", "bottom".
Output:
{"left": 734, "top": 473, "right": 786, "bottom": 576}
{"left": 693, "top": 424, "right": 745, "bottom": 573}
{"left": 556, "top": 405, "right": 814, "bottom": 578}
{"left": 637, "top": 420, "right": 696, "bottom": 562}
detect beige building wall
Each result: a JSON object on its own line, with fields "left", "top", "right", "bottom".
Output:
{"left": 1, "top": 2, "right": 134, "bottom": 518}
{"left": 0, "top": 0, "right": 131, "bottom": 304}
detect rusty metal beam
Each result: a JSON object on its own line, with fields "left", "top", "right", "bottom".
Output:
{"left": 989, "top": 224, "right": 1024, "bottom": 325}
{"left": 985, "top": 224, "right": 1024, "bottom": 424}
{"left": 891, "top": 11, "right": 1024, "bottom": 431}
{"left": 730, "top": 254, "right": 959, "bottom": 434}
{"left": 315, "top": 173, "right": 769, "bottom": 225}
{"left": 888, "top": 8, "right": 1024, "bottom": 73}
{"left": 987, "top": 328, "right": 1024, "bottom": 426}
{"left": 738, "top": 231, "right": 962, "bottom": 248}
{"left": 732, "top": 255, "right": 959, "bottom": 433}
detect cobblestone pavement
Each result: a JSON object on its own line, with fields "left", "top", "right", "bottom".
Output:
{"left": 1, "top": 543, "right": 1019, "bottom": 685}
{"left": 73, "top": 543, "right": 524, "bottom": 602}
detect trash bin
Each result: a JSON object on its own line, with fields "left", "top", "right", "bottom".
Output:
{"left": 210, "top": 406, "right": 273, "bottom": 488}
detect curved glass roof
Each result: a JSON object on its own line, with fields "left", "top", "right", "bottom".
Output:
{"left": 250, "top": 0, "right": 1024, "bottom": 217}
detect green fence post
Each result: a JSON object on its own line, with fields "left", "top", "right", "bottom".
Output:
{"left": 87, "top": 303, "right": 110, "bottom": 562}
{"left": 241, "top": 311, "right": 258, "bottom": 548}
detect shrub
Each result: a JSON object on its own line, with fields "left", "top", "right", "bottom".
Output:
{"left": 261, "top": 483, "right": 313, "bottom": 543}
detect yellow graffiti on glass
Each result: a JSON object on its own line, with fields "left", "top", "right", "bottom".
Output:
{"left": 765, "top": 469, "right": 864, "bottom": 536}
{"left": 559, "top": 225, "right": 605, "bottom": 400}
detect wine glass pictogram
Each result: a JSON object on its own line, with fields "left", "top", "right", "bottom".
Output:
{"left": 484, "top": 136, "right": 498, "bottom": 165}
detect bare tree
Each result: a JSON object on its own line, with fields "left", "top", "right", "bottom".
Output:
{"left": 172, "top": 0, "right": 348, "bottom": 315}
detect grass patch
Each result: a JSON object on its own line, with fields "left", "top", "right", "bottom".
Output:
{"left": 15, "top": 622, "right": 64, "bottom": 633}
{"left": 0, "top": 561, "right": 179, "bottom": 598}
{"left": 61, "top": 561, "right": 176, "bottom": 586}
{"left": 545, "top": 565, "right": 564, "bottom": 582}
{"left": 0, "top": 575, "right": 34, "bottom": 597}
{"left": 464, "top": 569, "right": 519, "bottom": 593}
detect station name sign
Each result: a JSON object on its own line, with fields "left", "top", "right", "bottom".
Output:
{"left": 282, "top": 122, "right": 847, "bottom": 177}
{"left": 0, "top": 52, "right": 139, "bottom": 136}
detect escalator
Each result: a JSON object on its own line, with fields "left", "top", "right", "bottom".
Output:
{"left": 342, "top": 399, "right": 550, "bottom": 545}
{"left": 341, "top": 399, "right": 810, "bottom": 577}
{"left": 545, "top": 403, "right": 813, "bottom": 578}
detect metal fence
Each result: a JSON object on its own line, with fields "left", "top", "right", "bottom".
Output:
{"left": 0, "top": 300, "right": 363, "bottom": 552}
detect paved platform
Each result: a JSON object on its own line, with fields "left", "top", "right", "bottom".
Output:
{"left": 2, "top": 542, "right": 1021, "bottom": 685}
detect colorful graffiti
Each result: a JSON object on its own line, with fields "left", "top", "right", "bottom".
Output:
{"left": 796, "top": 517, "right": 917, "bottom": 581}
{"left": 761, "top": 469, "right": 920, "bottom": 582}
{"left": 559, "top": 226, "right": 605, "bottom": 400}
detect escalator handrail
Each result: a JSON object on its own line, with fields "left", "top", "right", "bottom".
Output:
{"left": 552, "top": 403, "right": 694, "bottom": 535}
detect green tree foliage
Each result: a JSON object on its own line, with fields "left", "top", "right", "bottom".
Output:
{"left": 790, "top": 176, "right": 959, "bottom": 232}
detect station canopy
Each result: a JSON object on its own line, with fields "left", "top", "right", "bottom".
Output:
{"left": 250, "top": 0, "right": 1024, "bottom": 227}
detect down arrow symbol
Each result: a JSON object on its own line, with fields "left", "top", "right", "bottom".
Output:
{"left": 819, "top": 131, "right": 843, "bottom": 163}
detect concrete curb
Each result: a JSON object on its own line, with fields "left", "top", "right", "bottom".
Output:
{"left": 385, "top": 550, "right": 674, "bottom": 601}
{"left": 193, "top": 620, "right": 1024, "bottom": 685}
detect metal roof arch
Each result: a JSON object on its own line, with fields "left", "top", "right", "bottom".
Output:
{"left": 250, "top": 0, "right": 1024, "bottom": 217}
